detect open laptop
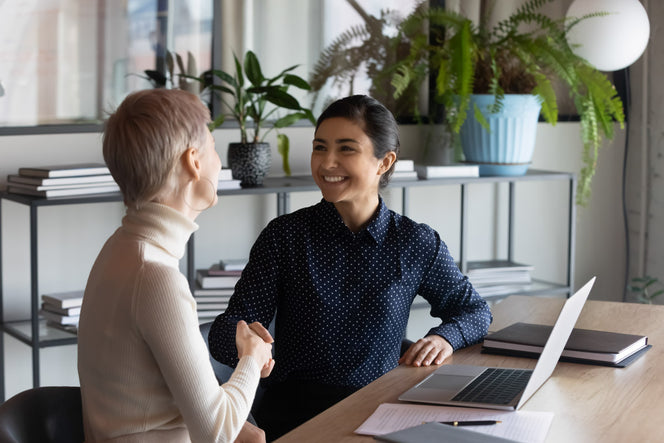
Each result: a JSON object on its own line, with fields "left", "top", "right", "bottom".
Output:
{"left": 398, "top": 277, "right": 595, "bottom": 411}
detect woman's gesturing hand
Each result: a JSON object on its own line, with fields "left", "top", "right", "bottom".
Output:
{"left": 235, "top": 320, "right": 274, "bottom": 377}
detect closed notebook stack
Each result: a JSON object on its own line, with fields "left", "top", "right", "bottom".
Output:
{"left": 194, "top": 263, "right": 241, "bottom": 322}
{"left": 217, "top": 168, "right": 242, "bottom": 190}
{"left": 465, "top": 260, "right": 534, "bottom": 298}
{"left": 39, "top": 290, "right": 84, "bottom": 333}
{"left": 415, "top": 163, "right": 480, "bottom": 179}
{"left": 7, "top": 163, "right": 119, "bottom": 198}
{"left": 482, "top": 322, "right": 650, "bottom": 367}
{"left": 218, "top": 258, "right": 248, "bottom": 272}
{"left": 390, "top": 159, "right": 418, "bottom": 181}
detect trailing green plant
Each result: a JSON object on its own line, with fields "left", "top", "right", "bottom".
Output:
{"left": 391, "top": 0, "right": 625, "bottom": 205}
{"left": 308, "top": 0, "right": 424, "bottom": 117}
{"left": 629, "top": 276, "right": 664, "bottom": 304}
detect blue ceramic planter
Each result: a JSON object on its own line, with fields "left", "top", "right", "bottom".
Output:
{"left": 460, "top": 94, "right": 542, "bottom": 176}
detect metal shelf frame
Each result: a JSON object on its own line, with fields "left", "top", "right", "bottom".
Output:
{"left": 0, "top": 168, "right": 576, "bottom": 401}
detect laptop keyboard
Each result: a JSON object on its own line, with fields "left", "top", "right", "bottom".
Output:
{"left": 452, "top": 367, "right": 533, "bottom": 405}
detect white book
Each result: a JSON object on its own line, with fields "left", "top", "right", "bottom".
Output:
{"left": 8, "top": 183, "right": 120, "bottom": 198}
{"left": 390, "top": 171, "right": 418, "bottom": 181}
{"left": 193, "top": 295, "right": 231, "bottom": 303}
{"left": 394, "top": 159, "right": 415, "bottom": 172}
{"left": 219, "top": 258, "right": 248, "bottom": 271}
{"left": 196, "top": 269, "right": 241, "bottom": 289}
{"left": 7, "top": 181, "right": 117, "bottom": 192}
{"left": 41, "top": 302, "right": 82, "bottom": 317}
{"left": 217, "top": 179, "right": 242, "bottom": 190}
{"left": 193, "top": 287, "right": 235, "bottom": 297}
{"left": 218, "top": 168, "right": 234, "bottom": 181}
{"left": 466, "top": 260, "right": 534, "bottom": 275}
{"left": 41, "top": 290, "right": 84, "bottom": 309}
{"left": 415, "top": 164, "right": 479, "bottom": 179}
{"left": 46, "top": 321, "right": 78, "bottom": 334}
{"left": 8, "top": 174, "right": 116, "bottom": 187}
{"left": 196, "top": 302, "right": 229, "bottom": 311}
{"left": 18, "top": 163, "right": 110, "bottom": 178}
{"left": 39, "top": 309, "right": 79, "bottom": 325}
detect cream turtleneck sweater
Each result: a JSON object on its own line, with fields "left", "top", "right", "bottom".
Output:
{"left": 77, "top": 202, "right": 260, "bottom": 443}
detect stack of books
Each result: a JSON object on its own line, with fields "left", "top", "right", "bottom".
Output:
{"left": 391, "top": 159, "right": 418, "bottom": 181}
{"left": 482, "top": 322, "right": 650, "bottom": 367}
{"left": 465, "top": 259, "right": 534, "bottom": 298}
{"left": 217, "top": 168, "right": 242, "bottom": 190}
{"left": 39, "top": 290, "right": 84, "bottom": 333}
{"left": 194, "top": 259, "right": 247, "bottom": 322}
{"left": 7, "top": 163, "right": 119, "bottom": 198}
{"left": 415, "top": 163, "right": 479, "bottom": 179}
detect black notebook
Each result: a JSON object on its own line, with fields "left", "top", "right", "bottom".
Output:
{"left": 482, "top": 322, "right": 649, "bottom": 367}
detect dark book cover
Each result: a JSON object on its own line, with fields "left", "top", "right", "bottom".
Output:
{"left": 483, "top": 322, "right": 648, "bottom": 363}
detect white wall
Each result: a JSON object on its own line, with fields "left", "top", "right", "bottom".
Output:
{"left": 0, "top": 120, "right": 625, "bottom": 399}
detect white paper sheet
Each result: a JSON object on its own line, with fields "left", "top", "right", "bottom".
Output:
{"left": 355, "top": 403, "right": 553, "bottom": 443}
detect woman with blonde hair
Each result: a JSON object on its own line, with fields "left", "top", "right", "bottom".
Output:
{"left": 78, "top": 88, "right": 274, "bottom": 442}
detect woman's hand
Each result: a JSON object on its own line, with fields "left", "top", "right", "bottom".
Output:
{"left": 235, "top": 320, "right": 274, "bottom": 377}
{"left": 398, "top": 335, "right": 453, "bottom": 367}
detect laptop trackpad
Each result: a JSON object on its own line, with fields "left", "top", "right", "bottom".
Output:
{"left": 420, "top": 374, "right": 474, "bottom": 391}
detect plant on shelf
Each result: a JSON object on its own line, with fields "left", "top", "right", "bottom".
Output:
{"left": 308, "top": 0, "right": 424, "bottom": 118}
{"left": 390, "top": 0, "right": 625, "bottom": 205}
{"left": 629, "top": 276, "right": 664, "bottom": 304}
{"left": 194, "top": 50, "right": 316, "bottom": 185}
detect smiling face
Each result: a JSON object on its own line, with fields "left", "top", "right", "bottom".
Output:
{"left": 311, "top": 117, "right": 391, "bottom": 207}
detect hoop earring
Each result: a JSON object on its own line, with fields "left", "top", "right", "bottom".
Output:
{"left": 183, "top": 177, "right": 217, "bottom": 212}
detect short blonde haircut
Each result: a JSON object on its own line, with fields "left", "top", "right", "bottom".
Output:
{"left": 103, "top": 88, "right": 211, "bottom": 209}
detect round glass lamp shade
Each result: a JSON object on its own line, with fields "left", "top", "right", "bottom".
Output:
{"left": 566, "top": 0, "right": 649, "bottom": 71}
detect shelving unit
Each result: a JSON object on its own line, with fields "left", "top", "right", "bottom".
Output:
{"left": 0, "top": 168, "right": 576, "bottom": 401}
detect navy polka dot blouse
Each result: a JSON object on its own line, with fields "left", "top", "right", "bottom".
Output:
{"left": 209, "top": 198, "right": 492, "bottom": 388}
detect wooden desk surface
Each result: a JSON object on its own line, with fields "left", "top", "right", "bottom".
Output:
{"left": 276, "top": 296, "right": 664, "bottom": 443}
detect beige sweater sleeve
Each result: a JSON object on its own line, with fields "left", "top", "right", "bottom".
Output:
{"left": 136, "top": 263, "right": 261, "bottom": 442}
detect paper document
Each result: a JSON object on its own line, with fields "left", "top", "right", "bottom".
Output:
{"left": 355, "top": 403, "right": 553, "bottom": 443}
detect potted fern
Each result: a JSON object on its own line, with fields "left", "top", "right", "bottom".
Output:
{"left": 391, "top": 0, "right": 625, "bottom": 205}
{"left": 308, "top": 0, "right": 424, "bottom": 117}
{"left": 199, "top": 50, "right": 316, "bottom": 186}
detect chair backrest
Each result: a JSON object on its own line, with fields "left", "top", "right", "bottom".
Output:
{"left": 0, "top": 386, "right": 84, "bottom": 443}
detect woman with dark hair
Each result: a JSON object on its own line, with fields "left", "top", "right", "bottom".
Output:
{"left": 209, "top": 95, "right": 492, "bottom": 441}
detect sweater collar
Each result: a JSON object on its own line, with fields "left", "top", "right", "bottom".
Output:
{"left": 122, "top": 202, "right": 199, "bottom": 259}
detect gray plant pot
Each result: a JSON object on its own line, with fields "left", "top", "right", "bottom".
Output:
{"left": 227, "top": 142, "right": 271, "bottom": 187}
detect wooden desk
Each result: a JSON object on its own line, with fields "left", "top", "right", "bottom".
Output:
{"left": 276, "top": 296, "right": 663, "bottom": 443}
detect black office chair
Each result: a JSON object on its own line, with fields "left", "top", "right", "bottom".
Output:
{"left": 0, "top": 386, "right": 84, "bottom": 443}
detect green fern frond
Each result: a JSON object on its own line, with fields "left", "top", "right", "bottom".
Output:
{"left": 474, "top": 103, "right": 490, "bottom": 132}
{"left": 531, "top": 73, "right": 557, "bottom": 124}
{"left": 392, "top": 64, "right": 413, "bottom": 99}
